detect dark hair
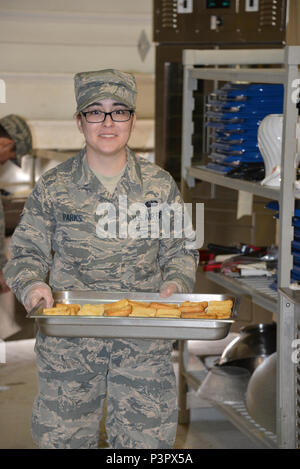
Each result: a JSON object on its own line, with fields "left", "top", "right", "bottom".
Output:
{"left": 0, "top": 124, "right": 12, "bottom": 139}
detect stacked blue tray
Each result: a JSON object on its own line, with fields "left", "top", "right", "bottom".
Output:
{"left": 265, "top": 200, "right": 300, "bottom": 283}
{"left": 205, "top": 83, "right": 284, "bottom": 176}
{"left": 292, "top": 218, "right": 300, "bottom": 281}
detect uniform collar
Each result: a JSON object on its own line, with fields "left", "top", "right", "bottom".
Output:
{"left": 119, "top": 147, "right": 143, "bottom": 197}
{"left": 72, "top": 146, "right": 143, "bottom": 196}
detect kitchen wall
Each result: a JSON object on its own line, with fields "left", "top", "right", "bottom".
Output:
{"left": 0, "top": 0, "right": 154, "bottom": 120}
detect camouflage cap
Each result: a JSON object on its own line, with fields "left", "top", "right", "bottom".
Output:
{"left": 0, "top": 114, "right": 32, "bottom": 166}
{"left": 74, "top": 69, "right": 137, "bottom": 113}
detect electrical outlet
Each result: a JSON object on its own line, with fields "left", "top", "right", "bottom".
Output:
{"left": 177, "top": 0, "right": 193, "bottom": 14}
{"left": 245, "top": 0, "right": 259, "bottom": 12}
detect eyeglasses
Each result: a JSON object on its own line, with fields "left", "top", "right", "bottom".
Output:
{"left": 81, "top": 109, "right": 134, "bottom": 123}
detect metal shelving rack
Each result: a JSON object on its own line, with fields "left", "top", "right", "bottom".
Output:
{"left": 187, "top": 165, "right": 281, "bottom": 200}
{"left": 205, "top": 272, "right": 278, "bottom": 314}
{"left": 179, "top": 46, "right": 300, "bottom": 449}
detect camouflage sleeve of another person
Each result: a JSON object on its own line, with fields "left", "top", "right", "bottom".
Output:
{"left": 158, "top": 177, "right": 199, "bottom": 293}
{"left": 3, "top": 177, "right": 55, "bottom": 303}
{"left": 0, "top": 197, "right": 7, "bottom": 270}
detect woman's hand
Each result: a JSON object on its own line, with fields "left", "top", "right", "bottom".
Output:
{"left": 159, "top": 282, "right": 179, "bottom": 298}
{"left": 0, "top": 270, "right": 10, "bottom": 293}
{"left": 23, "top": 283, "right": 54, "bottom": 313}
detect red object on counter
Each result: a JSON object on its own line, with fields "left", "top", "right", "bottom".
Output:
{"left": 198, "top": 249, "right": 215, "bottom": 262}
{"left": 203, "top": 262, "right": 222, "bottom": 272}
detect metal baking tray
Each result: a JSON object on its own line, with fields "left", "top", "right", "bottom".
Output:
{"left": 27, "top": 291, "right": 240, "bottom": 341}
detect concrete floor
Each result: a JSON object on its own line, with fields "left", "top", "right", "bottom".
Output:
{"left": 0, "top": 338, "right": 261, "bottom": 449}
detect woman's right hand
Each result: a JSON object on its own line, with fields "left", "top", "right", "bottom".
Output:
{"left": 24, "top": 283, "right": 54, "bottom": 313}
{"left": 0, "top": 270, "right": 10, "bottom": 294}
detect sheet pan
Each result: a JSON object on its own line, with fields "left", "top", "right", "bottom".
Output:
{"left": 27, "top": 291, "right": 239, "bottom": 341}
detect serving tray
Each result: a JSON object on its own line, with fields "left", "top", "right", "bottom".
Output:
{"left": 27, "top": 291, "right": 240, "bottom": 341}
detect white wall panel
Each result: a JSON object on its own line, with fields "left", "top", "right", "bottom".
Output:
{"left": 0, "top": 8, "right": 154, "bottom": 74}
{"left": 0, "top": 72, "right": 154, "bottom": 120}
{"left": 0, "top": 14, "right": 150, "bottom": 47}
{"left": 0, "top": 43, "right": 154, "bottom": 74}
{"left": 0, "top": 1, "right": 154, "bottom": 124}
{"left": 0, "top": 0, "right": 152, "bottom": 15}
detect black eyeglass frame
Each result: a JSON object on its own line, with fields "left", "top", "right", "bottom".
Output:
{"left": 80, "top": 109, "right": 134, "bottom": 123}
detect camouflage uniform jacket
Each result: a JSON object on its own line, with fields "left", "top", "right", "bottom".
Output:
{"left": 4, "top": 147, "right": 199, "bottom": 302}
{"left": 0, "top": 197, "right": 7, "bottom": 270}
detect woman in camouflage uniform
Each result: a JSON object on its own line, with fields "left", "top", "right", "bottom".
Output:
{"left": 4, "top": 70, "right": 199, "bottom": 449}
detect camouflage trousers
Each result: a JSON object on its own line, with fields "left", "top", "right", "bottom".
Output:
{"left": 31, "top": 331, "right": 178, "bottom": 449}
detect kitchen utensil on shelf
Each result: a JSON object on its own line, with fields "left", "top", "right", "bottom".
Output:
{"left": 246, "top": 352, "right": 276, "bottom": 433}
{"left": 217, "top": 322, "right": 276, "bottom": 374}
{"left": 197, "top": 365, "right": 251, "bottom": 403}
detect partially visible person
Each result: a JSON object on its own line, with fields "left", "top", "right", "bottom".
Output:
{"left": 0, "top": 114, "right": 32, "bottom": 292}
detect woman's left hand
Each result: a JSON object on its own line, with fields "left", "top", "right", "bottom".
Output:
{"left": 0, "top": 270, "right": 10, "bottom": 294}
{"left": 159, "top": 282, "right": 179, "bottom": 298}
